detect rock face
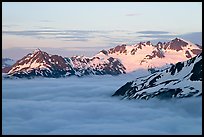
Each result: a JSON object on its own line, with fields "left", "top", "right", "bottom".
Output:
{"left": 164, "top": 37, "right": 188, "bottom": 51}
{"left": 108, "top": 44, "right": 127, "bottom": 54}
{"left": 112, "top": 53, "right": 202, "bottom": 100}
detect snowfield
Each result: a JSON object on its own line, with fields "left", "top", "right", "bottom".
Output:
{"left": 2, "top": 71, "right": 202, "bottom": 135}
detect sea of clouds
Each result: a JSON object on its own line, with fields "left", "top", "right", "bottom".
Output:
{"left": 2, "top": 70, "right": 202, "bottom": 135}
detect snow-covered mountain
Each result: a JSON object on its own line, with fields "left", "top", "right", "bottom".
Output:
{"left": 8, "top": 49, "right": 75, "bottom": 78}
{"left": 70, "top": 52, "right": 126, "bottom": 76}
{"left": 6, "top": 38, "right": 202, "bottom": 78}
{"left": 2, "top": 58, "right": 15, "bottom": 73}
{"left": 103, "top": 38, "right": 202, "bottom": 72}
{"left": 112, "top": 53, "right": 202, "bottom": 100}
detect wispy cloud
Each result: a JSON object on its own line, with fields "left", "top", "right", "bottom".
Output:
{"left": 2, "top": 29, "right": 125, "bottom": 42}
{"left": 63, "top": 38, "right": 89, "bottom": 42}
{"left": 2, "top": 24, "right": 20, "bottom": 28}
{"left": 2, "top": 29, "right": 101, "bottom": 42}
{"left": 39, "top": 20, "right": 54, "bottom": 22}
{"left": 137, "top": 31, "right": 170, "bottom": 34}
{"left": 34, "top": 26, "right": 56, "bottom": 30}
{"left": 138, "top": 34, "right": 177, "bottom": 38}
{"left": 125, "top": 13, "right": 141, "bottom": 16}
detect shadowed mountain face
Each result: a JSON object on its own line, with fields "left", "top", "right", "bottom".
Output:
{"left": 112, "top": 53, "right": 202, "bottom": 100}
{"left": 164, "top": 37, "right": 188, "bottom": 51}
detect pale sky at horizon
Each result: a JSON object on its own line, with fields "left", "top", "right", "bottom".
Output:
{"left": 2, "top": 2, "right": 202, "bottom": 59}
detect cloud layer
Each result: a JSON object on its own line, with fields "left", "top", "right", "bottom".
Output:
{"left": 125, "top": 13, "right": 141, "bottom": 16}
{"left": 137, "top": 31, "right": 170, "bottom": 34}
{"left": 2, "top": 29, "right": 99, "bottom": 41}
{"left": 2, "top": 71, "right": 202, "bottom": 135}
{"left": 3, "top": 27, "right": 202, "bottom": 45}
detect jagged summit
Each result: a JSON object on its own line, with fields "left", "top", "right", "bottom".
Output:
{"left": 8, "top": 50, "right": 75, "bottom": 78}
{"left": 173, "top": 37, "right": 182, "bottom": 41}
{"left": 99, "top": 49, "right": 108, "bottom": 55}
{"left": 33, "top": 48, "right": 42, "bottom": 53}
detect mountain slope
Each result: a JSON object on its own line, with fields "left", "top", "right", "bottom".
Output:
{"left": 8, "top": 49, "right": 75, "bottom": 78}
{"left": 70, "top": 51, "right": 126, "bottom": 76}
{"left": 6, "top": 38, "right": 202, "bottom": 78}
{"left": 103, "top": 38, "right": 202, "bottom": 72}
{"left": 7, "top": 49, "right": 126, "bottom": 78}
{"left": 112, "top": 53, "right": 202, "bottom": 100}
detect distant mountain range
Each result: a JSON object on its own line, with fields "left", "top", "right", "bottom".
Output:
{"left": 3, "top": 38, "right": 202, "bottom": 78}
{"left": 2, "top": 58, "right": 15, "bottom": 73}
{"left": 5, "top": 48, "right": 126, "bottom": 78}
{"left": 112, "top": 53, "right": 202, "bottom": 99}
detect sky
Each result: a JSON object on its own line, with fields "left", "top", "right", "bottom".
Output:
{"left": 2, "top": 2, "right": 202, "bottom": 60}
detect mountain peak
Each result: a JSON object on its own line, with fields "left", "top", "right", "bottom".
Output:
{"left": 174, "top": 37, "right": 181, "bottom": 41}
{"left": 33, "top": 48, "right": 42, "bottom": 53}
{"left": 165, "top": 37, "right": 189, "bottom": 51}
{"left": 8, "top": 50, "right": 75, "bottom": 78}
{"left": 171, "top": 37, "right": 192, "bottom": 44}
{"left": 99, "top": 49, "right": 108, "bottom": 55}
